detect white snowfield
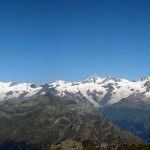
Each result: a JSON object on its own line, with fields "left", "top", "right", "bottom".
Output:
{"left": 0, "top": 82, "right": 42, "bottom": 101}
{"left": 0, "top": 76, "right": 150, "bottom": 106}
{"left": 49, "top": 76, "right": 150, "bottom": 106}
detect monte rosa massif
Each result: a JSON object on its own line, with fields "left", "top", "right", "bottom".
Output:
{"left": 0, "top": 76, "right": 150, "bottom": 107}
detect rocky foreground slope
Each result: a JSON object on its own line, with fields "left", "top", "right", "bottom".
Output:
{"left": 0, "top": 139, "right": 149, "bottom": 150}
{"left": 46, "top": 139, "right": 150, "bottom": 150}
{"left": 0, "top": 94, "right": 142, "bottom": 147}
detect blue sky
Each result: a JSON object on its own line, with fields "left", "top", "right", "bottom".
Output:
{"left": 0, "top": 0, "right": 150, "bottom": 84}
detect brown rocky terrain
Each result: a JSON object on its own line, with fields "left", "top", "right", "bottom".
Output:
{"left": 0, "top": 94, "right": 143, "bottom": 148}
{"left": 44, "top": 139, "right": 150, "bottom": 150}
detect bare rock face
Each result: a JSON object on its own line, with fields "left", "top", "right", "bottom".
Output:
{"left": 30, "top": 84, "right": 37, "bottom": 88}
{"left": 49, "top": 139, "right": 83, "bottom": 150}
{"left": 44, "top": 139, "right": 150, "bottom": 150}
{"left": 9, "top": 82, "right": 17, "bottom": 87}
{"left": 144, "top": 81, "right": 150, "bottom": 92}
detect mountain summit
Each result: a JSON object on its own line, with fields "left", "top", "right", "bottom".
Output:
{"left": 0, "top": 76, "right": 150, "bottom": 107}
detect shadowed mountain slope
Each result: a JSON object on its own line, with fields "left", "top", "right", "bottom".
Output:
{"left": 0, "top": 94, "right": 142, "bottom": 146}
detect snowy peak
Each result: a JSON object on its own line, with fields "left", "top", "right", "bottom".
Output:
{"left": 0, "top": 82, "right": 16, "bottom": 89}
{"left": 134, "top": 76, "right": 150, "bottom": 82}
{"left": 0, "top": 82, "right": 41, "bottom": 101}
{"left": 0, "top": 82, "right": 37, "bottom": 90}
{"left": 81, "top": 76, "right": 121, "bottom": 84}
{"left": 0, "top": 76, "right": 150, "bottom": 107}
{"left": 47, "top": 76, "right": 150, "bottom": 107}
{"left": 103, "top": 76, "right": 121, "bottom": 82}
{"left": 83, "top": 76, "right": 103, "bottom": 83}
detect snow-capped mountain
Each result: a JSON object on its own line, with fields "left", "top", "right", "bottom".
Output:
{"left": 47, "top": 76, "right": 150, "bottom": 107}
{"left": 0, "top": 82, "right": 42, "bottom": 101}
{"left": 0, "top": 76, "right": 150, "bottom": 106}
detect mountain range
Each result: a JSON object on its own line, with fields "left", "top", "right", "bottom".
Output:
{"left": 0, "top": 76, "right": 150, "bottom": 149}
{"left": 0, "top": 76, "right": 150, "bottom": 107}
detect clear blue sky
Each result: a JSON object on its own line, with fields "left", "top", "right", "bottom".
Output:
{"left": 0, "top": 0, "right": 150, "bottom": 84}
